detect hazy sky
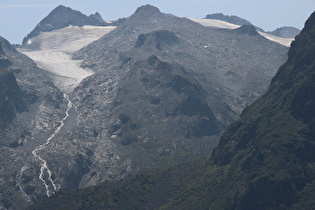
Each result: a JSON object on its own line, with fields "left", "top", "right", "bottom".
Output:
{"left": 0, "top": 0, "right": 314, "bottom": 44}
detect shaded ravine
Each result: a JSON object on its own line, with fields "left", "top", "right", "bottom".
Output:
{"left": 17, "top": 26, "right": 112, "bottom": 199}
{"left": 31, "top": 93, "right": 73, "bottom": 197}
{"left": 17, "top": 165, "right": 32, "bottom": 203}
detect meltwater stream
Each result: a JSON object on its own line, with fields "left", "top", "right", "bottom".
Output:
{"left": 18, "top": 25, "right": 116, "bottom": 199}
{"left": 31, "top": 93, "right": 73, "bottom": 197}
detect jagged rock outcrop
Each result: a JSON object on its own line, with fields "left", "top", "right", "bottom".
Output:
{"left": 134, "top": 30, "right": 180, "bottom": 50}
{"left": 22, "top": 5, "right": 108, "bottom": 45}
{"left": 88, "top": 12, "right": 103, "bottom": 22}
{"left": 234, "top": 24, "right": 260, "bottom": 36}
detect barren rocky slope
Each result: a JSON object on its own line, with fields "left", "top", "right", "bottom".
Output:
{"left": 0, "top": 36, "right": 67, "bottom": 209}
{"left": 37, "top": 4, "right": 288, "bottom": 194}
{"left": 1, "top": 4, "right": 290, "bottom": 208}
{"left": 30, "top": 10, "right": 315, "bottom": 210}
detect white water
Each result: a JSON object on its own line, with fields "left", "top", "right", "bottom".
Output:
{"left": 31, "top": 93, "right": 72, "bottom": 197}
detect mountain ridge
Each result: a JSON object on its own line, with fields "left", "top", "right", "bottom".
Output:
{"left": 29, "top": 10, "right": 315, "bottom": 210}
{"left": 31, "top": 3, "right": 288, "bottom": 201}
{"left": 206, "top": 13, "right": 252, "bottom": 25}
{"left": 205, "top": 12, "right": 300, "bottom": 38}
{"left": 22, "top": 5, "right": 109, "bottom": 45}
{"left": 1, "top": 4, "right": 290, "bottom": 208}
{"left": 205, "top": 12, "right": 264, "bottom": 32}
{"left": 269, "top": 26, "right": 301, "bottom": 38}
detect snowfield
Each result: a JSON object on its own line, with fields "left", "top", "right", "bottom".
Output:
{"left": 257, "top": 32, "right": 294, "bottom": 47}
{"left": 190, "top": 18, "right": 294, "bottom": 47}
{"left": 18, "top": 21, "right": 292, "bottom": 94}
{"left": 19, "top": 25, "right": 116, "bottom": 93}
{"left": 189, "top": 18, "right": 239, "bottom": 29}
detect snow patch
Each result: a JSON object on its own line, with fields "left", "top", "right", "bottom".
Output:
{"left": 190, "top": 18, "right": 240, "bottom": 29}
{"left": 19, "top": 26, "right": 116, "bottom": 93}
{"left": 258, "top": 31, "right": 293, "bottom": 47}
{"left": 190, "top": 18, "right": 293, "bottom": 47}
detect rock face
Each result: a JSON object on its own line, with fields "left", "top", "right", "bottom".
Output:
{"left": 22, "top": 5, "right": 108, "bottom": 45}
{"left": 30, "top": 11, "right": 315, "bottom": 210}
{"left": 268, "top": 26, "right": 301, "bottom": 38}
{"left": 0, "top": 36, "right": 67, "bottom": 209}
{"left": 0, "top": 40, "right": 27, "bottom": 128}
{"left": 0, "top": 66, "right": 26, "bottom": 127}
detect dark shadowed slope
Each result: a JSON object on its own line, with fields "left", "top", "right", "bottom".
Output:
{"left": 30, "top": 10, "right": 315, "bottom": 210}
{"left": 0, "top": 39, "right": 27, "bottom": 127}
{"left": 0, "top": 36, "right": 68, "bottom": 209}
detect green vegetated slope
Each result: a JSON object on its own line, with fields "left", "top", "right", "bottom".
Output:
{"left": 29, "top": 11, "right": 315, "bottom": 210}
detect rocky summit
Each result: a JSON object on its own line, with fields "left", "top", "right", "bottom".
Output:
{"left": 269, "top": 26, "right": 301, "bottom": 38}
{"left": 22, "top": 5, "right": 109, "bottom": 45}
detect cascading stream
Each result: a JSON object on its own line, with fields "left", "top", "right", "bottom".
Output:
{"left": 31, "top": 93, "right": 73, "bottom": 197}
{"left": 17, "top": 25, "right": 114, "bottom": 200}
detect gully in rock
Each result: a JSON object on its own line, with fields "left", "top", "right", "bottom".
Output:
{"left": 31, "top": 93, "right": 73, "bottom": 197}
{"left": 17, "top": 165, "right": 32, "bottom": 203}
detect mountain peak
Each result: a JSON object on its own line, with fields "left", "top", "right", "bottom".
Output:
{"left": 54, "top": 4, "right": 69, "bottom": 10}
{"left": 22, "top": 5, "right": 108, "bottom": 45}
{"left": 269, "top": 26, "right": 301, "bottom": 38}
{"left": 234, "top": 24, "right": 259, "bottom": 36}
{"left": 89, "top": 12, "right": 104, "bottom": 22}
{"left": 135, "top": 4, "right": 161, "bottom": 15}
